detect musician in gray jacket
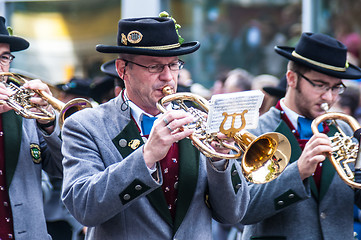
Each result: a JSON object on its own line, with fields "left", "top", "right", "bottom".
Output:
{"left": 61, "top": 13, "right": 249, "bottom": 239}
{"left": 241, "top": 32, "right": 361, "bottom": 240}
{"left": 0, "top": 16, "right": 62, "bottom": 239}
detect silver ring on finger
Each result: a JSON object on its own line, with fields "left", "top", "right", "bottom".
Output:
{"left": 163, "top": 118, "right": 169, "bottom": 125}
{"left": 167, "top": 125, "right": 173, "bottom": 132}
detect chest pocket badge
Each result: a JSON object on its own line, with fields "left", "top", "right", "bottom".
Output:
{"left": 128, "top": 139, "right": 141, "bottom": 150}
{"left": 30, "top": 144, "right": 42, "bottom": 164}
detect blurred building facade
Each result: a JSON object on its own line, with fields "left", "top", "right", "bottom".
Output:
{"left": 1, "top": 0, "right": 360, "bottom": 88}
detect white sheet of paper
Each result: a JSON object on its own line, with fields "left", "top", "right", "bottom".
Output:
{"left": 206, "top": 90, "right": 264, "bottom": 134}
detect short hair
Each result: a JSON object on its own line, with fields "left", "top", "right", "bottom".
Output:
{"left": 287, "top": 61, "right": 311, "bottom": 74}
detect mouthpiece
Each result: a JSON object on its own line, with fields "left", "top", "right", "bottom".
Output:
{"left": 162, "top": 86, "right": 174, "bottom": 96}
{"left": 321, "top": 103, "right": 329, "bottom": 112}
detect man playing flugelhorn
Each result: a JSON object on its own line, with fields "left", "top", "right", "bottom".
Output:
{"left": 61, "top": 12, "right": 250, "bottom": 239}
{"left": 241, "top": 32, "right": 361, "bottom": 240}
{"left": 0, "top": 16, "right": 63, "bottom": 239}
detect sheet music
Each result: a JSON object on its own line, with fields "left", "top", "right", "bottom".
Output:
{"left": 206, "top": 90, "right": 264, "bottom": 134}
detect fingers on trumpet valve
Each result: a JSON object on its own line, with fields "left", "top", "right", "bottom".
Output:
{"left": 161, "top": 110, "right": 196, "bottom": 134}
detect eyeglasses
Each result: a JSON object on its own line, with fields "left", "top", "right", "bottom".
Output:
{"left": 295, "top": 71, "right": 346, "bottom": 95}
{"left": 122, "top": 59, "right": 184, "bottom": 73}
{"left": 0, "top": 53, "right": 15, "bottom": 66}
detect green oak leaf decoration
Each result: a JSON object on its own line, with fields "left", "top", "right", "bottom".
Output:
{"left": 159, "top": 11, "right": 184, "bottom": 45}
{"left": 7, "top": 26, "right": 13, "bottom": 36}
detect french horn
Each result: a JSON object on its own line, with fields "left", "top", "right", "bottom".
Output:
{"left": 157, "top": 86, "right": 291, "bottom": 184}
{"left": 311, "top": 103, "right": 361, "bottom": 188}
{"left": 0, "top": 72, "right": 92, "bottom": 128}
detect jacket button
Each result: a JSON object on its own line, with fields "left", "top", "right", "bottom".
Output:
{"left": 235, "top": 183, "right": 242, "bottom": 189}
{"left": 123, "top": 194, "right": 131, "bottom": 201}
{"left": 135, "top": 185, "right": 142, "bottom": 191}
{"left": 277, "top": 200, "right": 284, "bottom": 206}
{"left": 232, "top": 170, "right": 238, "bottom": 176}
{"left": 118, "top": 139, "right": 127, "bottom": 148}
{"left": 320, "top": 212, "right": 326, "bottom": 219}
{"left": 288, "top": 193, "right": 295, "bottom": 198}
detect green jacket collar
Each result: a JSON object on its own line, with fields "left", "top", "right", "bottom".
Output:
{"left": 1, "top": 111, "right": 22, "bottom": 188}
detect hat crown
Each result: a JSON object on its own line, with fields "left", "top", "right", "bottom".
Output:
{"left": 57, "top": 77, "right": 92, "bottom": 97}
{"left": 117, "top": 17, "right": 178, "bottom": 48}
{"left": 0, "top": 17, "right": 10, "bottom": 36}
{"left": 0, "top": 15, "right": 29, "bottom": 51}
{"left": 295, "top": 32, "right": 347, "bottom": 68}
{"left": 96, "top": 14, "right": 200, "bottom": 56}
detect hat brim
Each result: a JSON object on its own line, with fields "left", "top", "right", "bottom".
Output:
{"left": 263, "top": 86, "right": 286, "bottom": 98}
{"left": 0, "top": 36, "right": 29, "bottom": 52}
{"left": 101, "top": 59, "right": 119, "bottom": 79}
{"left": 275, "top": 46, "right": 361, "bottom": 79}
{"left": 96, "top": 41, "right": 200, "bottom": 57}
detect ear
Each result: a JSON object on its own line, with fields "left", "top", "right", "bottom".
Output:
{"left": 116, "top": 59, "right": 126, "bottom": 80}
{"left": 286, "top": 70, "right": 297, "bottom": 88}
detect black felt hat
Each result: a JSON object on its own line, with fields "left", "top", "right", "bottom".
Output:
{"left": 90, "top": 75, "right": 115, "bottom": 104}
{"left": 275, "top": 32, "right": 361, "bottom": 79}
{"left": 96, "top": 17, "right": 200, "bottom": 56}
{"left": 0, "top": 16, "right": 29, "bottom": 52}
{"left": 56, "top": 77, "right": 92, "bottom": 97}
{"left": 101, "top": 59, "right": 119, "bottom": 79}
{"left": 263, "top": 75, "right": 287, "bottom": 98}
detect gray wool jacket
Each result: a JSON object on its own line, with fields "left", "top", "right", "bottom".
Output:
{"left": 2, "top": 110, "right": 63, "bottom": 240}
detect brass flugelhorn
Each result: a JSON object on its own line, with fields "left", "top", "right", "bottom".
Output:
{"left": 156, "top": 86, "right": 291, "bottom": 184}
{"left": 0, "top": 72, "right": 92, "bottom": 128}
{"left": 311, "top": 103, "right": 361, "bottom": 188}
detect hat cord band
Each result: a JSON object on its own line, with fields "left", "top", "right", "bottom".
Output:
{"left": 292, "top": 51, "right": 347, "bottom": 72}
{"left": 133, "top": 43, "right": 181, "bottom": 50}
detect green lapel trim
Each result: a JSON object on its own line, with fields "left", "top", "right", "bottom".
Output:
{"left": 146, "top": 139, "right": 200, "bottom": 231}
{"left": 274, "top": 121, "right": 301, "bottom": 164}
{"left": 147, "top": 186, "right": 172, "bottom": 225}
{"left": 309, "top": 175, "right": 319, "bottom": 199}
{"left": 2, "top": 111, "right": 22, "bottom": 188}
{"left": 318, "top": 124, "right": 337, "bottom": 202}
{"left": 274, "top": 120, "right": 318, "bottom": 198}
{"left": 173, "top": 138, "right": 199, "bottom": 234}
{"left": 112, "top": 120, "right": 144, "bottom": 159}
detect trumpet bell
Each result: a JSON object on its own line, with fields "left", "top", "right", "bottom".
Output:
{"left": 59, "top": 98, "right": 93, "bottom": 128}
{"left": 242, "top": 132, "right": 291, "bottom": 183}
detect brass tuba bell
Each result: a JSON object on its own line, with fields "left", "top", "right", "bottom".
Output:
{"left": 0, "top": 72, "right": 92, "bottom": 128}
{"left": 157, "top": 86, "right": 291, "bottom": 184}
{"left": 311, "top": 103, "right": 361, "bottom": 188}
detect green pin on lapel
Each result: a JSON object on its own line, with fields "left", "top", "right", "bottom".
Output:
{"left": 159, "top": 11, "right": 184, "bottom": 45}
{"left": 30, "top": 144, "right": 42, "bottom": 164}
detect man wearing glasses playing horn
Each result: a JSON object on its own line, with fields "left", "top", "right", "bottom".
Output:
{"left": 241, "top": 32, "right": 361, "bottom": 240}
{"left": 61, "top": 12, "right": 250, "bottom": 239}
{"left": 0, "top": 16, "right": 63, "bottom": 239}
